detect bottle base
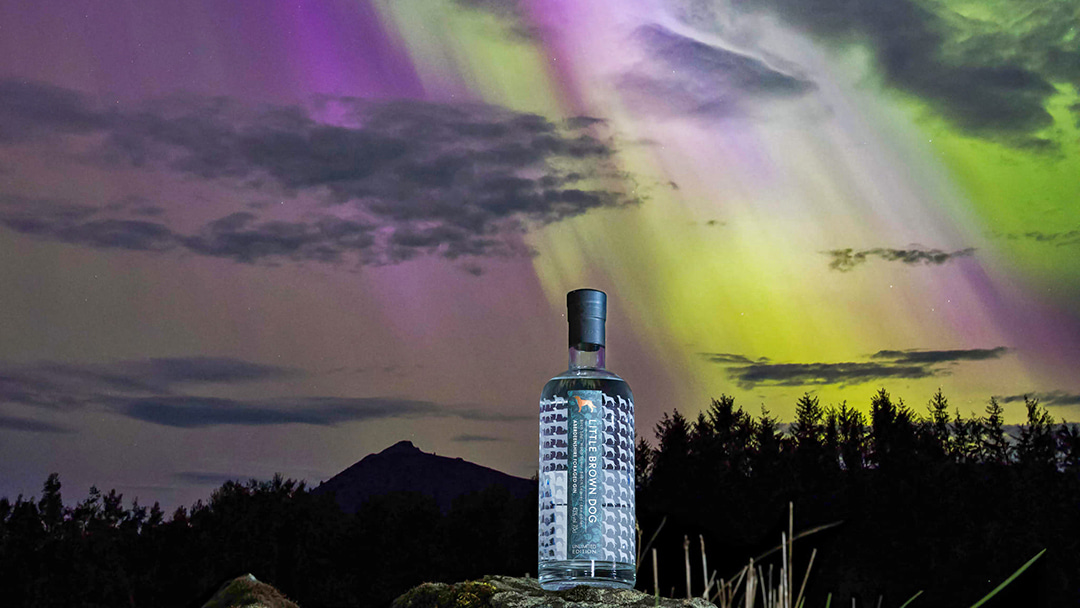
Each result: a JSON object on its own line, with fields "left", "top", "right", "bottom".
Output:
{"left": 538, "top": 560, "right": 635, "bottom": 591}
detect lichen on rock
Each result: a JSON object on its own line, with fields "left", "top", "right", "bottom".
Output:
{"left": 392, "top": 576, "right": 717, "bottom": 608}
{"left": 200, "top": 573, "right": 300, "bottom": 608}
{"left": 392, "top": 580, "right": 498, "bottom": 608}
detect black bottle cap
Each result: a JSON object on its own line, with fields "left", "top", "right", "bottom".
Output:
{"left": 567, "top": 288, "right": 606, "bottom": 349}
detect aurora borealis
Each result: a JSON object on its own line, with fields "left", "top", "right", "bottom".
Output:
{"left": 1, "top": 0, "right": 1078, "bottom": 510}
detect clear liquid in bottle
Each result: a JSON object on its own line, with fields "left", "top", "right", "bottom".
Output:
{"left": 538, "top": 289, "right": 635, "bottom": 590}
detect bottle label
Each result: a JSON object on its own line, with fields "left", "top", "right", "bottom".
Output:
{"left": 567, "top": 389, "right": 604, "bottom": 560}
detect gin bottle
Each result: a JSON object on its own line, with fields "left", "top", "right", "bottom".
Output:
{"left": 538, "top": 288, "right": 635, "bottom": 590}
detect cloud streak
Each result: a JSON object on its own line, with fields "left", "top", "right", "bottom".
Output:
{"left": 0, "top": 357, "right": 522, "bottom": 429}
{"left": 726, "top": 361, "right": 935, "bottom": 388}
{"left": 621, "top": 25, "right": 814, "bottom": 117}
{"left": 116, "top": 395, "right": 526, "bottom": 428}
{"left": 993, "top": 230, "right": 1080, "bottom": 247}
{"left": 0, "top": 414, "right": 72, "bottom": 434}
{"left": 118, "top": 396, "right": 444, "bottom": 428}
{"left": 699, "top": 353, "right": 771, "bottom": 365}
{"left": 871, "top": 347, "right": 1011, "bottom": 365}
{"left": 825, "top": 247, "right": 975, "bottom": 272}
{"left": 0, "top": 81, "right": 639, "bottom": 267}
{"left": 996, "top": 391, "right": 1080, "bottom": 408}
{"left": 708, "top": 347, "right": 1011, "bottom": 388}
{"left": 0, "top": 357, "right": 299, "bottom": 411}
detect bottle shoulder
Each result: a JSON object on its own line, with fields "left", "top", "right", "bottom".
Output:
{"left": 546, "top": 368, "right": 627, "bottom": 382}
{"left": 541, "top": 370, "right": 634, "bottom": 400}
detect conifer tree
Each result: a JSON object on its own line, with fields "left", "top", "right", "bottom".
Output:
{"left": 824, "top": 405, "right": 841, "bottom": 467}
{"left": 650, "top": 409, "right": 692, "bottom": 498}
{"left": 752, "top": 405, "right": 783, "bottom": 475}
{"left": 950, "top": 409, "right": 982, "bottom": 464}
{"left": 924, "top": 389, "right": 951, "bottom": 459}
{"left": 981, "top": 397, "right": 1011, "bottom": 465}
{"left": 791, "top": 392, "right": 825, "bottom": 452}
{"left": 37, "top": 473, "right": 64, "bottom": 538}
{"left": 635, "top": 436, "right": 655, "bottom": 490}
{"left": 837, "top": 401, "right": 866, "bottom": 471}
{"left": 1058, "top": 422, "right": 1080, "bottom": 473}
{"left": 1016, "top": 395, "right": 1056, "bottom": 471}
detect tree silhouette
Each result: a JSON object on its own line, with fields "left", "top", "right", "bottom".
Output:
{"left": 981, "top": 397, "right": 1011, "bottom": 466}
{"left": 869, "top": 388, "right": 917, "bottom": 470}
{"left": 949, "top": 408, "right": 983, "bottom": 464}
{"left": 923, "top": 389, "right": 951, "bottom": 460}
{"left": 1056, "top": 420, "right": 1080, "bottom": 474}
{"left": 835, "top": 401, "right": 866, "bottom": 471}
{"left": 1016, "top": 396, "right": 1056, "bottom": 473}
{"left": 791, "top": 393, "right": 826, "bottom": 464}
{"left": 2, "top": 387, "right": 1078, "bottom": 607}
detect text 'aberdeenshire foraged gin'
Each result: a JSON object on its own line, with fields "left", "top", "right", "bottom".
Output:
{"left": 538, "top": 288, "right": 635, "bottom": 590}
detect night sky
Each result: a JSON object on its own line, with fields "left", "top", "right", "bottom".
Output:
{"left": 1, "top": 0, "right": 1078, "bottom": 511}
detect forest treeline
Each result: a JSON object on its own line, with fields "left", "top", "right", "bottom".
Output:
{"left": 1, "top": 388, "right": 1078, "bottom": 607}
{"left": 636, "top": 389, "right": 1079, "bottom": 607}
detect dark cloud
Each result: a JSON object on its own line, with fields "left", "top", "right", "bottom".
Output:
{"left": 621, "top": 25, "right": 814, "bottom": 117}
{"left": 122, "top": 357, "right": 300, "bottom": 386}
{"left": 994, "top": 230, "right": 1080, "bottom": 247}
{"left": 460, "top": 263, "right": 485, "bottom": 276}
{"left": 826, "top": 247, "right": 975, "bottom": 271}
{"left": 0, "top": 80, "right": 112, "bottom": 142}
{"left": 182, "top": 213, "right": 376, "bottom": 264}
{"left": 451, "top": 434, "right": 505, "bottom": 442}
{"left": 997, "top": 391, "right": 1080, "bottom": 408}
{"left": 709, "top": 346, "right": 1009, "bottom": 388}
{"left": 0, "top": 413, "right": 72, "bottom": 434}
{"left": 725, "top": 361, "right": 935, "bottom": 389}
{"left": 117, "top": 396, "right": 521, "bottom": 428}
{"left": 700, "top": 352, "right": 770, "bottom": 364}
{"left": 0, "top": 358, "right": 517, "bottom": 427}
{"left": 119, "top": 396, "right": 444, "bottom": 428}
{"left": 0, "top": 81, "right": 639, "bottom": 266}
{"left": 105, "top": 196, "right": 167, "bottom": 217}
{"left": 727, "top": 0, "right": 1065, "bottom": 146}
{"left": 0, "top": 369, "right": 104, "bottom": 410}
{"left": 871, "top": 347, "right": 1010, "bottom": 365}
{"left": 0, "top": 357, "right": 298, "bottom": 409}
{"left": 9, "top": 218, "right": 177, "bottom": 252}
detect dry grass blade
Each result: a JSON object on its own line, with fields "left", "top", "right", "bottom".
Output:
{"left": 780, "top": 532, "right": 788, "bottom": 608}
{"left": 788, "top": 502, "right": 794, "bottom": 608}
{"left": 745, "top": 558, "right": 756, "bottom": 608}
{"left": 701, "top": 535, "right": 712, "bottom": 598}
{"left": 684, "top": 535, "right": 692, "bottom": 599}
{"left": 652, "top": 548, "right": 660, "bottom": 598}
{"left": 751, "top": 520, "right": 843, "bottom": 564}
{"left": 637, "top": 516, "right": 667, "bottom": 575}
{"left": 794, "top": 547, "right": 817, "bottom": 608}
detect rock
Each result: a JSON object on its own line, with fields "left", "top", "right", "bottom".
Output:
{"left": 201, "top": 573, "right": 300, "bottom": 608}
{"left": 392, "top": 576, "right": 718, "bottom": 608}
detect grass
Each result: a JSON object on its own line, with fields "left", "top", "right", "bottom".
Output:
{"left": 642, "top": 503, "right": 1045, "bottom": 608}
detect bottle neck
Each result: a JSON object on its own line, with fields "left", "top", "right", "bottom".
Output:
{"left": 569, "top": 344, "right": 605, "bottom": 370}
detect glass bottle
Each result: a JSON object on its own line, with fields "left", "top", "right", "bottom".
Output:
{"left": 538, "top": 288, "right": 635, "bottom": 590}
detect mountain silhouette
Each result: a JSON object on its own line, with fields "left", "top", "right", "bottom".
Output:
{"left": 314, "top": 440, "right": 534, "bottom": 514}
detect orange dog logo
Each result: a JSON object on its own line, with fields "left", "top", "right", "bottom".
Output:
{"left": 572, "top": 395, "right": 596, "bottom": 413}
